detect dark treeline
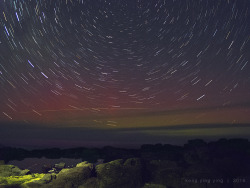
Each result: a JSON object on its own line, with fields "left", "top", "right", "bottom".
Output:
{"left": 1, "top": 138, "right": 250, "bottom": 164}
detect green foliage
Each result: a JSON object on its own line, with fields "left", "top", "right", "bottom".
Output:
{"left": 48, "top": 165, "right": 93, "bottom": 187}
{"left": 96, "top": 159, "right": 124, "bottom": 188}
{"left": 0, "top": 165, "right": 22, "bottom": 177}
{"left": 149, "top": 160, "right": 182, "bottom": 187}
{"left": 143, "top": 183, "right": 166, "bottom": 188}
{"left": 96, "top": 158, "right": 143, "bottom": 188}
{"left": 0, "top": 173, "right": 45, "bottom": 186}
{"left": 78, "top": 177, "right": 100, "bottom": 188}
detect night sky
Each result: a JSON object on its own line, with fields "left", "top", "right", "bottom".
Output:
{"left": 0, "top": 0, "right": 250, "bottom": 147}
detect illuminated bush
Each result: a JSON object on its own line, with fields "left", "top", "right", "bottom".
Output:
{"left": 48, "top": 162, "right": 94, "bottom": 187}
{"left": 0, "top": 173, "right": 45, "bottom": 186}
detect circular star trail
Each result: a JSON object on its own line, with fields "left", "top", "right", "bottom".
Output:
{"left": 0, "top": 0, "right": 249, "bottom": 121}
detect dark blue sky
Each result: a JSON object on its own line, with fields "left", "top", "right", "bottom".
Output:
{"left": 0, "top": 0, "right": 249, "bottom": 147}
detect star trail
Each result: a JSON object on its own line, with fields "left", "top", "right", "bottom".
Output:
{"left": 0, "top": 0, "right": 249, "bottom": 125}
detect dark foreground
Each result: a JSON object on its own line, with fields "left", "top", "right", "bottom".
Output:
{"left": 1, "top": 138, "right": 250, "bottom": 188}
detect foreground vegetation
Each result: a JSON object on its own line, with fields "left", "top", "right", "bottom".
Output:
{"left": 0, "top": 173, "right": 45, "bottom": 187}
{"left": 1, "top": 138, "right": 250, "bottom": 187}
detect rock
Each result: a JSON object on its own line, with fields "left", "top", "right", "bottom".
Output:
{"left": 20, "top": 169, "right": 31, "bottom": 175}
{"left": 54, "top": 162, "right": 66, "bottom": 170}
{"left": 96, "top": 158, "right": 143, "bottom": 188}
{"left": 48, "top": 168, "right": 56, "bottom": 173}
{"left": 76, "top": 161, "right": 89, "bottom": 168}
{"left": 42, "top": 164, "right": 53, "bottom": 173}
